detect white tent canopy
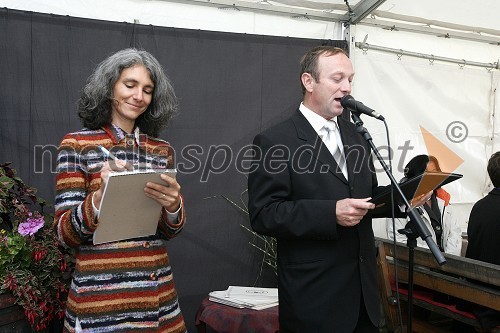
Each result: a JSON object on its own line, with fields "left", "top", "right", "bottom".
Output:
{"left": 3, "top": 0, "right": 500, "bottom": 44}
{"left": 2, "top": 0, "right": 499, "bottom": 235}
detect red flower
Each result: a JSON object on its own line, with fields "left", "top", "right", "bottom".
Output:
{"left": 60, "top": 260, "right": 67, "bottom": 272}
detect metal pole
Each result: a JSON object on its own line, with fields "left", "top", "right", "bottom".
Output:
{"left": 355, "top": 41, "right": 499, "bottom": 70}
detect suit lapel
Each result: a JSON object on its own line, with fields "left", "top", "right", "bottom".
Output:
{"left": 291, "top": 110, "right": 348, "bottom": 184}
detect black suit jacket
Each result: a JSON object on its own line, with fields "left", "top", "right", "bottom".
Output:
{"left": 460, "top": 188, "right": 500, "bottom": 329}
{"left": 466, "top": 188, "right": 500, "bottom": 265}
{"left": 248, "top": 110, "right": 384, "bottom": 332}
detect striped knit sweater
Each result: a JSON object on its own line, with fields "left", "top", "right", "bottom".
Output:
{"left": 54, "top": 125, "right": 187, "bottom": 333}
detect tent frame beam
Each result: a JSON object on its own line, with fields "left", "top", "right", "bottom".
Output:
{"left": 341, "top": 0, "right": 386, "bottom": 25}
{"left": 356, "top": 41, "right": 499, "bottom": 70}
{"left": 361, "top": 18, "right": 500, "bottom": 45}
{"left": 159, "top": 0, "right": 344, "bottom": 21}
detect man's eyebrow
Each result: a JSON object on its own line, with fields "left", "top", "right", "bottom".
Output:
{"left": 330, "top": 71, "right": 355, "bottom": 77}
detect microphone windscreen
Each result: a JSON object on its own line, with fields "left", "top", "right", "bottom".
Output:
{"left": 340, "top": 95, "right": 354, "bottom": 108}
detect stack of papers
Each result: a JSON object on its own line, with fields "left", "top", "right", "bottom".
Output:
{"left": 209, "top": 286, "right": 279, "bottom": 310}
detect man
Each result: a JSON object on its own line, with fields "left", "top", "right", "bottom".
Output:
{"left": 466, "top": 151, "right": 500, "bottom": 265}
{"left": 456, "top": 151, "right": 500, "bottom": 330}
{"left": 248, "top": 46, "right": 385, "bottom": 332}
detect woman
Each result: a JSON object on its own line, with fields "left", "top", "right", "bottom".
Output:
{"left": 54, "top": 48, "right": 187, "bottom": 332}
{"left": 386, "top": 154, "right": 462, "bottom": 255}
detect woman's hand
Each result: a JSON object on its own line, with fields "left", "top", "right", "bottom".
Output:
{"left": 93, "top": 160, "right": 133, "bottom": 208}
{"left": 410, "top": 190, "right": 433, "bottom": 208}
{"left": 144, "top": 173, "right": 181, "bottom": 213}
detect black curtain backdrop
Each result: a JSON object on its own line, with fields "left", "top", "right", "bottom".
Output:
{"left": 0, "top": 8, "right": 347, "bottom": 331}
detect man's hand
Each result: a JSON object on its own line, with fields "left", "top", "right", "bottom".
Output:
{"left": 336, "top": 198, "right": 375, "bottom": 227}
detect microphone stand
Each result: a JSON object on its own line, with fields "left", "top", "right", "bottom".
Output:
{"left": 350, "top": 112, "right": 446, "bottom": 333}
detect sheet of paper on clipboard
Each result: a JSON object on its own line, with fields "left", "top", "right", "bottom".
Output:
{"left": 93, "top": 169, "right": 177, "bottom": 245}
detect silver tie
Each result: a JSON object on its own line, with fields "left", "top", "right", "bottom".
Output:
{"left": 322, "top": 121, "right": 348, "bottom": 179}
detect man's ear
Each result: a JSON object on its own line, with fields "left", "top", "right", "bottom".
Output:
{"left": 301, "top": 72, "right": 314, "bottom": 93}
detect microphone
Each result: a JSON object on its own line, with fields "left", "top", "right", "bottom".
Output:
{"left": 341, "top": 95, "right": 385, "bottom": 121}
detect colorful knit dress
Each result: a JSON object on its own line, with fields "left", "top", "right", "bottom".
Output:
{"left": 54, "top": 124, "right": 187, "bottom": 333}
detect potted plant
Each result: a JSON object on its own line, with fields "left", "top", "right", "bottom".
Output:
{"left": 0, "top": 162, "right": 73, "bottom": 332}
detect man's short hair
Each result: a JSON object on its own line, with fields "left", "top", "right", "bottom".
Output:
{"left": 487, "top": 151, "right": 500, "bottom": 187}
{"left": 299, "top": 46, "right": 348, "bottom": 95}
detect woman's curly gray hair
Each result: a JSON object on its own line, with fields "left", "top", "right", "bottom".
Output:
{"left": 78, "top": 48, "right": 178, "bottom": 137}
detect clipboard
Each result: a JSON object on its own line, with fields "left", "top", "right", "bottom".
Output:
{"left": 93, "top": 169, "right": 177, "bottom": 245}
{"left": 371, "top": 171, "right": 462, "bottom": 216}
